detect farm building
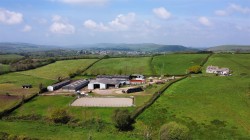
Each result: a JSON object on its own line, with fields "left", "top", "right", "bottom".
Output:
{"left": 62, "top": 80, "right": 89, "bottom": 92}
{"left": 130, "top": 74, "right": 146, "bottom": 84}
{"left": 22, "top": 84, "right": 32, "bottom": 89}
{"left": 88, "top": 78, "right": 121, "bottom": 90}
{"left": 47, "top": 80, "right": 70, "bottom": 91}
{"left": 96, "top": 75, "right": 130, "bottom": 84}
{"left": 206, "top": 65, "right": 230, "bottom": 76}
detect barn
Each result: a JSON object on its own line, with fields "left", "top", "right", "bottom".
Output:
{"left": 62, "top": 80, "right": 89, "bottom": 92}
{"left": 96, "top": 75, "right": 130, "bottom": 84}
{"left": 88, "top": 78, "right": 121, "bottom": 90}
{"left": 47, "top": 80, "right": 70, "bottom": 91}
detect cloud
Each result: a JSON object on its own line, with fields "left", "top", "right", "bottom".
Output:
{"left": 22, "top": 25, "right": 32, "bottom": 32}
{"left": 53, "top": 0, "right": 108, "bottom": 5}
{"left": 109, "top": 13, "right": 136, "bottom": 31}
{"left": 84, "top": 13, "right": 136, "bottom": 31}
{"left": 215, "top": 10, "right": 227, "bottom": 16}
{"left": 0, "top": 8, "right": 23, "bottom": 25}
{"left": 215, "top": 3, "right": 250, "bottom": 16}
{"left": 84, "top": 19, "right": 109, "bottom": 31}
{"left": 229, "top": 3, "right": 250, "bottom": 14}
{"left": 198, "top": 17, "right": 212, "bottom": 26}
{"left": 50, "top": 15, "right": 75, "bottom": 34}
{"left": 153, "top": 7, "right": 171, "bottom": 19}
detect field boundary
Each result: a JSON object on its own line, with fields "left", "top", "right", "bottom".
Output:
{"left": 131, "top": 76, "right": 188, "bottom": 120}
{"left": 200, "top": 53, "right": 213, "bottom": 66}
{"left": 0, "top": 93, "right": 38, "bottom": 119}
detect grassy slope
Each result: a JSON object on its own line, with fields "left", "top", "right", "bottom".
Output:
{"left": 85, "top": 57, "right": 152, "bottom": 75}
{"left": 0, "top": 73, "right": 55, "bottom": 112}
{"left": 137, "top": 54, "right": 250, "bottom": 139}
{"left": 152, "top": 54, "right": 208, "bottom": 75}
{"left": 20, "top": 59, "right": 98, "bottom": 80}
{"left": 0, "top": 64, "right": 10, "bottom": 73}
{"left": 0, "top": 54, "right": 23, "bottom": 62}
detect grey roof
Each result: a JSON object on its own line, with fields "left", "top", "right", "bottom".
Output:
{"left": 51, "top": 80, "right": 70, "bottom": 88}
{"left": 90, "top": 78, "right": 121, "bottom": 85}
{"left": 96, "top": 75, "right": 130, "bottom": 79}
{"left": 62, "top": 80, "right": 89, "bottom": 89}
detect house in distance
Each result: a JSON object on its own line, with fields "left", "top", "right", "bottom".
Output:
{"left": 206, "top": 65, "right": 230, "bottom": 76}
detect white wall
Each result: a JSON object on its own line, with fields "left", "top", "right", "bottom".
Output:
{"left": 88, "top": 83, "right": 94, "bottom": 90}
{"left": 100, "top": 83, "right": 106, "bottom": 89}
{"left": 47, "top": 86, "right": 54, "bottom": 91}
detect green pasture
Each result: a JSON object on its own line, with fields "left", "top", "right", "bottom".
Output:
{"left": 137, "top": 54, "right": 250, "bottom": 139}
{"left": 84, "top": 57, "right": 152, "bottom": 75}
{"left": 0, "top": 120, "right": 142, "bottom": 140}
{"left": 0, "top": 64, "right": 10, "bottom": 73}
{"left": 0, "top": 54, "right": 23, "bottom": 63}
{"left": 0, "top": 73, "right": 55, "bottom": 93}
{"left": 152, "top": 54, "right": 209, "bottom": 75}
{"left": 204, "top": 54, "right": 250, "bottom": 76}
{"left": 20, "top": 59, "right": 98, "bottom": 80}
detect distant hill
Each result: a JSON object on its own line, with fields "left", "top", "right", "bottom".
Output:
{"left": 207, "top": 45, "right": 250, "bottom": 52}
{"left": 75, "top": 43, "right": 199, "bottom": 52}
{"left": 0, "top": 42, "right": 60, "bottom": 53}
{"left": 0, "top": 42, "right": 199, "bottom": 53}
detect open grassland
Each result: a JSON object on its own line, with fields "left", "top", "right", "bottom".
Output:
{"left": 84, "top": 57, "right": 152, "bottom": 75}
{"left": 137, "top": 54, "right": 250, "bottom": 139}
{"left": 20, "top": 59, "right": 98, "bottom": 80}
{"left": 204, "top": 54, "right": 250, "bottom": 76}
{"left": 152, "top": 54, "right": 209, "bottom": 75}
{"left": 0, "top": 64, "right": 10, "bottom": 73}
{"left": 0, "top": 54, "right": 23, "bottom": 62}
{"left": 0, "top": 121, "right": 143, "bottom": 140}
{"left": 0, "top": 73, "right": 55, "bottom": 93}
{"left": 0, "top": 72, "right": 55, "bottom": 112}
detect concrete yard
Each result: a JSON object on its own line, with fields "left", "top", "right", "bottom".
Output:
{"left": 71, "top": 97, "right": 134, "bottom": 107}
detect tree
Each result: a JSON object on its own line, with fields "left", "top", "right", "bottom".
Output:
{"left": 112, "top": 109, "right": 134, "bottom": 131}
{"left": 48, "top": 108, "right": 71, "bottom": 124}
{"left": 188, "top": 65, "right": 202, "bottom": 74}
{"left": 159, "top": 122, "right": 190, "bottom": 140}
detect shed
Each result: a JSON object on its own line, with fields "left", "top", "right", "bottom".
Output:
{"left": 62, "top": 80, "right": 89, "bottom": 92}
{"left": 47, "top": 80, "right": 71, "bottom": 91}
{"left": 22, "top": 84, "right": 32, "bottom": 89}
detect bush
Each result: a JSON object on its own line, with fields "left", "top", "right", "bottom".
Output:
{"left": 188, "top": 65, "right": 202, "bottom": 74}
{"left": 159, "top": 122, "right": 190, "bottom": 140}
{"left": 48, "top": 108, "right": 71, "bottom": 124}
{"left": 112, "top": 109, "right": 134, "bottom": 131}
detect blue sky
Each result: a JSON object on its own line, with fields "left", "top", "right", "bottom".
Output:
{"left": 0, "top": 0, "right": 250, "bottom": 47}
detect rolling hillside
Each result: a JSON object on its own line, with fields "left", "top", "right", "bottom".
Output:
{"left": 207, "top": 45, "right": 250, "bottom": 52}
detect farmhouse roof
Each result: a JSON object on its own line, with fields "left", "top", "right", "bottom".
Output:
{"left": 90, "top": 78, "right": 120, "bottom": 85}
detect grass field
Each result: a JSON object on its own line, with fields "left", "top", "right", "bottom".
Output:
{"left": 84, "top": 57, "right": 152, "bottom": 75}
{"left": 0, "top": 73, "right": 56, "bottom": 112}
{"left": 20, "top": 59, "right": 98, "bottom": 80}
{"left": 0, "top": 64, "right": 10, "bottom": 73}
{"left": 0, "top": 120, "right": 143, "bottom": 140}
{"left": 152, "top": 54, "right": 209, "bottom": 75}
{"left": 0, "top": 54, "right": 23, "bottom": 63}
{"left": 137, "top": 54, "right": 250, "bottom": 139}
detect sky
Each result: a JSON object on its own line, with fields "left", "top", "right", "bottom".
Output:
{"left": 0, "top": 0, "right": 250, "bottom": 47}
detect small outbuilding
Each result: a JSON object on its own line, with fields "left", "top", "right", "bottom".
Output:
{"left": 123, "top": 87, "right": 143, "bottom": 93}
{"left": 47, "top": 80, "right": 71, "bottom": 91}
{"left": 22, "top": 84, "right": 32, "bottom": 89}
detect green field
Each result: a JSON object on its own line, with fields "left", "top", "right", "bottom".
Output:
{"left": 84, "top": 57, "right": 152, "bottom": 75}
{"left": 137, "top": 54, "right": 250, "bottom": 139}
{"left": 152, "top": 54, "right": 209, "bottom": 75}
{"left": 0, "top": 64, "right": 10, "bottom": 73}
{"left": 0, "top": 54, "right": 23, "bottom": 63}
{"left": 20, "top": 59, "right": 98, "bottom": 80}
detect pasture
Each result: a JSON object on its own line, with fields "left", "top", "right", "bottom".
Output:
{"left": 20, "top": 59, "right": 98, "bottom": 80}
{"left": 84, "top": 57, "right": 152, "bottom": 75}
{"left": 0, "top": 64, "right": 10, "bottom": 73}
{"left": 152, "top": 54, "right": 209, "bottom": 75}
{"left": 137, "top": 54, "right": 250, "bottom": 139}
{"left": 0, "top": 54, "right": 23, "bottom": 63}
